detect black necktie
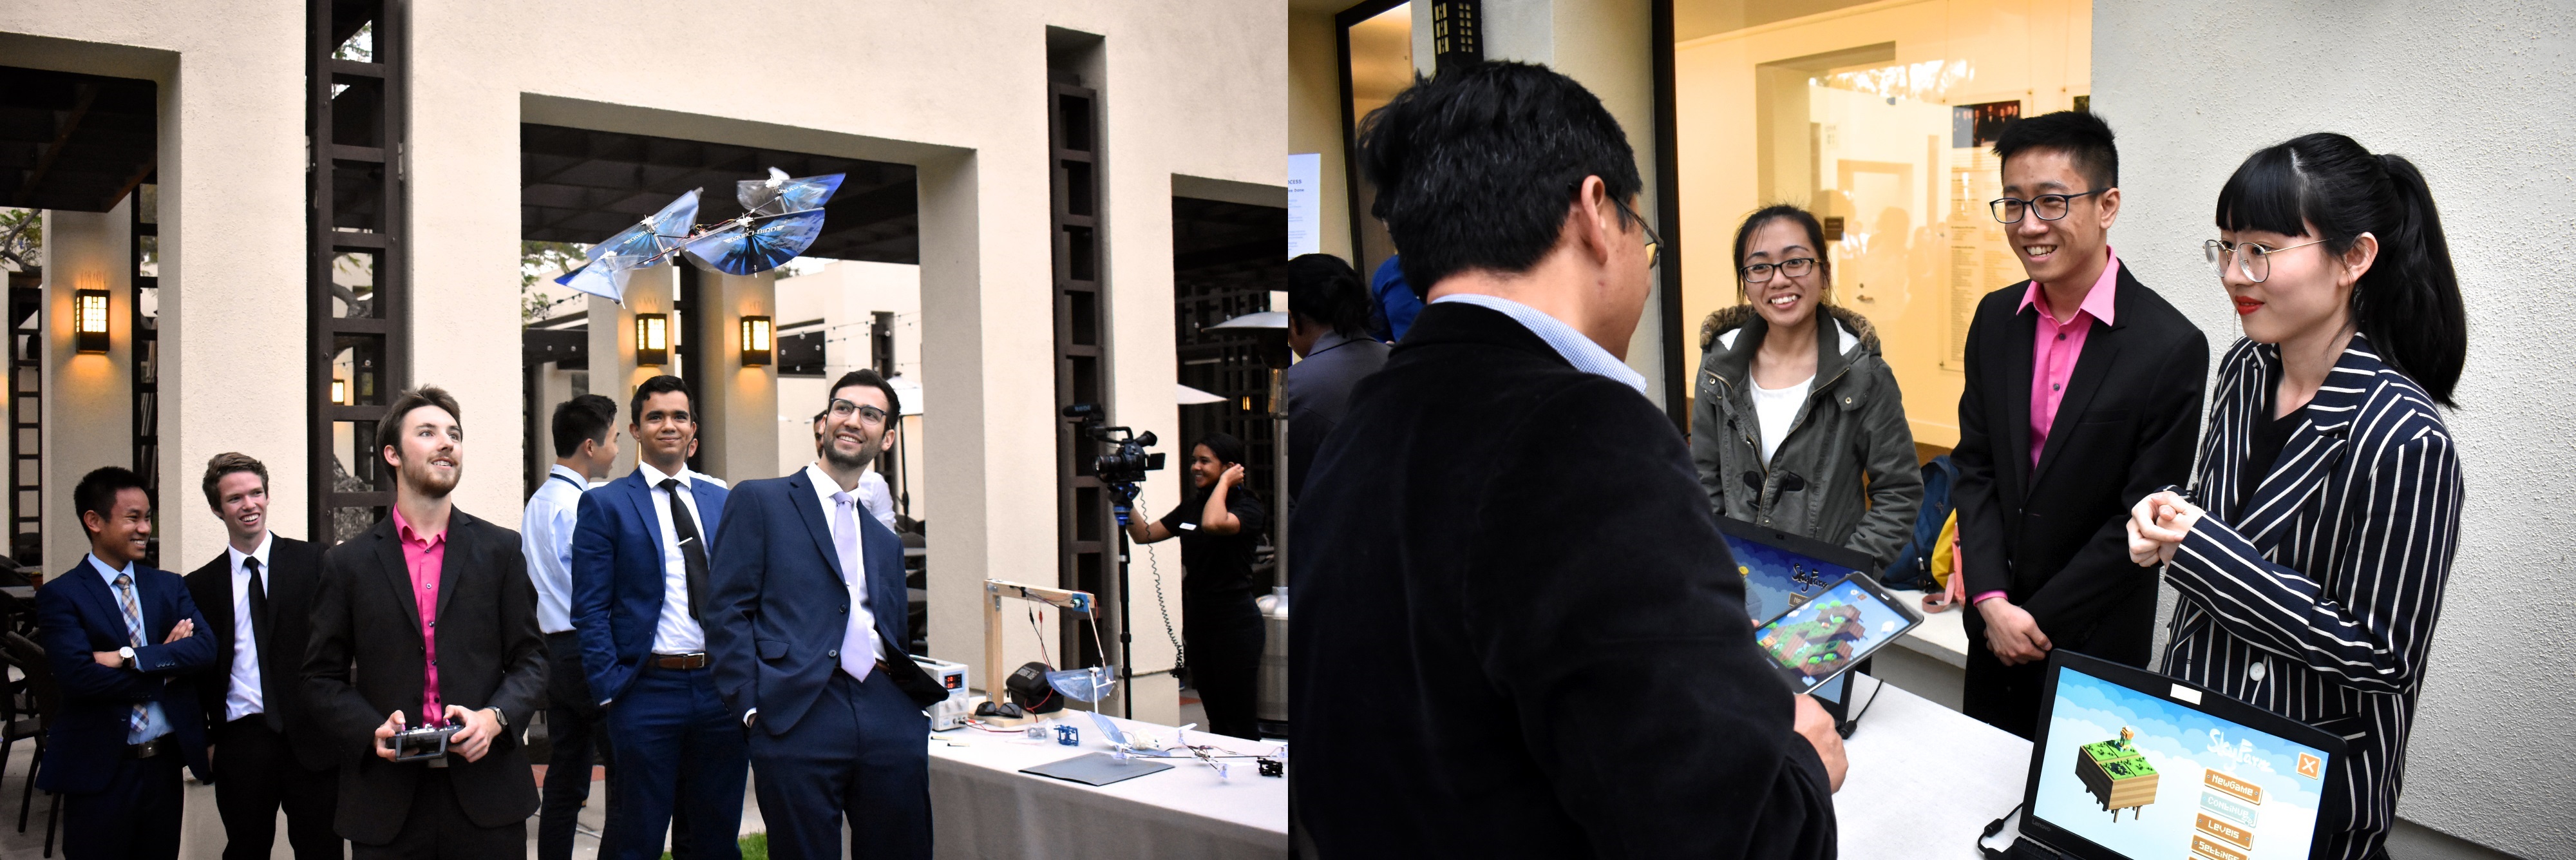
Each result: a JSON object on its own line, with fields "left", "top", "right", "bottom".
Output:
{"left": 659, "top": 478, "right": 712, "bottom": 626}
{"left": 245, "top": 557, "right": 284, "bottom": 731}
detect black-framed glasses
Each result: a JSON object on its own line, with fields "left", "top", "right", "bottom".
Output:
{"left": 2204, "top": 238, "right": 2328, "bottom": 283}
{"left": 1990, "top": 188, "right": 2108, "bottom": 224}
{"left": 826, "top": 399, "right": 889, "bottom": 425}
{"left": 1741, "top": 257, "right": 1817, "bottom": 284}
{"left": 1609, "top": 196, "right": 1662, "bottom": 267}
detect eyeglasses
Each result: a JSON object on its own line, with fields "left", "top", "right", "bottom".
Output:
{"left": 1741, "top": 257, "right": 1817, "bottom": 284}
{"left": 2204, "top": 238, "right": 2328, "bottom": 283}
{"left": 1990, "top": 189, "right": 2108, "bottom": 224}
{"left": 826, "top": 399, "right": 889, "bottom": 425}
{"left": 1609, "top": 196, "right": 1662, "bottom": 268}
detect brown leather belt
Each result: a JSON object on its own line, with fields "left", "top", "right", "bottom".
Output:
{"left": 650, "top": 653, "right": 710, "bottom": 670}
{"left": 125, "top": 737, "right": 175, "bottom": 760}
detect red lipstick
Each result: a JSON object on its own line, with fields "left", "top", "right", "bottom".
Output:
{"left": 2232, "top": 297, "right": 2263, "bottom": 316}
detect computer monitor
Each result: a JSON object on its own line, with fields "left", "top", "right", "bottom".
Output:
{"left": 2017, "top": 651, "right": 2347, "bottom": 860}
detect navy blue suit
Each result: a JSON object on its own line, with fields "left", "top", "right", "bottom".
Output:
{"left": 33, "top": 557, "right": 218, "bottom": 859}
{"left": 572, "top": 469, "right": 743, "bottom": 860}
{"left": 706, "top": 469, "right": 927, "bottom": 860}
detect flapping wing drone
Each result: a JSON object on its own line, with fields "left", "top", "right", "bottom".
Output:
{"left": 554, "top": 168, "right": 845, "bottom": 303}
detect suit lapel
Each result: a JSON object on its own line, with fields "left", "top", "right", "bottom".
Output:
{"left": 62, "top": 566, "right": 130, "bottom": 645}
{"left": 621, "top": 472, "right": 668, "bottom": 560}
{"left": 372, "top": 526, "right": 424, "bottom": 638}
{"left": 2002, "top": 301, "right": 2036, "bottom": 493}
{"left": 2030, "top": 316, "right": 2123, "bottom": 487}
{"left": 2235, "top": 340, "right": 2374, "bottom": 553}
{"left": 433, "top": 512, "right": 467, "bottom": 623}
{"left": 692, "top": 480, "right": 723, "bottom": 544}
{"left": 785, "top": 471, "right": 846, "bottom": 582}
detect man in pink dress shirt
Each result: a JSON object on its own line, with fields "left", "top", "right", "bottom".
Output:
{"left": 1948, "top": 111, "right": 2208, "bottom": 739}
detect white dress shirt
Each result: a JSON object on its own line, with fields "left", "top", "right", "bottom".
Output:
{"left": 520, "top": 463, "right": 589, "bottom": 635}
{"left": 806, "top": 463, "right": 881, "bottom": 675}
{"left": 90, "top": 554, "right": 173, "bottom": 744}
{"left": 222, "top": 531, "right": 275, "bottom": 722}
{"left": 856, "top": 469, "right": 898, "bottom": 532}
{"left": 638, "top": 461, "right": 710, "bottom": 654}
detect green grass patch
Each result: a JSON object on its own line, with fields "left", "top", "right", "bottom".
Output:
{"left": 663, "top": 833, "right": 766, "bottom": 860}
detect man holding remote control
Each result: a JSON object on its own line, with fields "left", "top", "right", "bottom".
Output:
{"left": 305, "top": 386, "right": 549, "bottom": 858}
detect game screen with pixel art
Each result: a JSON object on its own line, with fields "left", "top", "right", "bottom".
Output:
{"left": 2033, "top": 668, "right": 2333, "bottom": 860}
{"left": 1723, "top": 531, "right": 1871, "bottom": 625}
{"left": 1751, "top": 577, "right": 1911, "bottom": 691}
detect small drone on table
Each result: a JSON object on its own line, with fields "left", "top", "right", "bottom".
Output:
{"left": 554, "top": 167, "right": 845, "bottom": 303}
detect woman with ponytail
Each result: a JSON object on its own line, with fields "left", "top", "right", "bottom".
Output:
{"left": 2125, "top": 133, "right": 2465, "bottom": 859}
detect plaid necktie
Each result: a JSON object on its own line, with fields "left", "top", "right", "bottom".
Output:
{"left": 113, "top": 574, "right": 149, "bottom": 738}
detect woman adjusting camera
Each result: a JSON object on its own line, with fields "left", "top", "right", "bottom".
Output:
{"left": 1124, "top": 433, "right": 1267, "bottom": 740}
{"left": 2126, "top": 133, "right": 2465, "bottom": 860}
{"left": 1690, "top": 205, "right": 1921, "bottom": 569}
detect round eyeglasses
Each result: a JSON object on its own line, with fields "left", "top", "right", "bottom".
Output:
{"left": 2204, "top": 238, "right": 2328, "bottom": 283}
{"left": 1990, "top": 189, "right": 2107, "bottom": 224}
{"left": 1741, "top": 257, "right": 1817, "bottom": 284}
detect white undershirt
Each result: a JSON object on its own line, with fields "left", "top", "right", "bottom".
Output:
{"left": 223, "top": 531, "right": 275, "bottom": 722}
{"left": 636, "top": 461, "right": 708, "bottom": 654}
{"left": 1750, "top": 375, "right": 1813, "bottom": 464}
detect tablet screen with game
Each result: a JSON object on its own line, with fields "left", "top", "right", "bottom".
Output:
{"left": 1750, "top": 573, "right": 1920, "bottom": 693}
{"left": 1714, "top": 517, "right": 1879, "bottom": 626}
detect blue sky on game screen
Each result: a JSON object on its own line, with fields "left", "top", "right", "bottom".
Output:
{"left": 1753, "top": 578, "right": 1909, "bottom": 689}
{"left": 2033, "top": 668, "right": 2331, "bottom": 860}
{"left": 1723, "top": 533, "right": 1868, "bottom": 623}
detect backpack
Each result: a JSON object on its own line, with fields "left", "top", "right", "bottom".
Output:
{"left": 1882, "top": 455, "right": 1960, "bottom": 589}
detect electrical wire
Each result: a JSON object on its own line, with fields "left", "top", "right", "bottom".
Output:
{"left": 1129, "top": 497, "right": 1186, "bottom": 674}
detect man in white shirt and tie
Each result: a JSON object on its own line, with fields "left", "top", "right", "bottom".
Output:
{"left": 521, "top": 394, "right": 620, "bottom": 860}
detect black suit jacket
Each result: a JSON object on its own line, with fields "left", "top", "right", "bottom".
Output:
{"left": 1951, "top": 264, "right": 2207, "bottom": 661}
{"left": 1289, "top": 302, "right": 1835, "bottom": 857}
{"left": 185, "top": 535, "right": 333, "bottom": 772}
{"left": 303, "top": 510, "right": 546, "bottom": 845}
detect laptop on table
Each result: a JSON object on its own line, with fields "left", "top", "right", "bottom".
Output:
{"left": 1986, "top": 650, "right": 2348, "bottom": 860}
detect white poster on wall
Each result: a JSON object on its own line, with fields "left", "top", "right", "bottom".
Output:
{"left": 1287, "top": 152, "right": 1321, "bottom": 258}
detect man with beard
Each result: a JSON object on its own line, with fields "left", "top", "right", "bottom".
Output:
{"left": 707, "top": 369, "right": 945, "bottom": 860}
{"left": 305, "top": 386, "right": 548, "bottom": 858}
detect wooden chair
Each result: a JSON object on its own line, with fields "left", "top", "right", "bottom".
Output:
{"left": 0, "top": 631, "right": 59, "bottom": 857}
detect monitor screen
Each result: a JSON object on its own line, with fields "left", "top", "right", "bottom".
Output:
{"left": 2032, "top": 667, "right": 2332, "bottom": 860}
{"left": 1721, "top": 531, "right": 1871, "bottom": 624}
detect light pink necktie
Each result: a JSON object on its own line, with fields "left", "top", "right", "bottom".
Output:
{"left": 831, "top": 492, "right": 875, "bottom": 682}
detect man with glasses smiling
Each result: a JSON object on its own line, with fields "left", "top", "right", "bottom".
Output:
{"left": 707, "top": 368, "right": 945, "bottom": 860}
{"left": 1948, "top": 110, "right": 2208, "bottom": 740}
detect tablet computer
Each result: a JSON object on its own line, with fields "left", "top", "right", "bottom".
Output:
{"left": 1751, "top": 572, "right": 1922, "bottom": 694}
{"left": 1714, "top": 516, "right": 1880, "bottom": 627}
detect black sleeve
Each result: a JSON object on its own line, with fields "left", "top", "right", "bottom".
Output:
{"left": 1157, "top": 496, "right": 1189, "bottom": 532}
{"left": 486, "top": 528, "right": 549, "bottom": 737}
{"left": 1228, "top": 492, "right": 1268, "bottom": 539}
{"left": 1952, "top": 291, "right": 2011, "bottom": 599}
{"left": 303, "top": 547, "right": 379, "bottom": 761}
{"left": 1464, "top": 379, "right": 1836, "bottom": 857}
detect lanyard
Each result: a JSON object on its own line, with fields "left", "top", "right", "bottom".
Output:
{"left": 549, "top": 472, "right": 585, "bottom": 492}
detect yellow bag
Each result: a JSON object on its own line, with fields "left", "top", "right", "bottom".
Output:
{"left": 1928, "top": 510, "right": 1960, "bottom": 590}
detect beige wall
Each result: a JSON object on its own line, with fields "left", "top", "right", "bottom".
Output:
{"left": 1288, "top": 5, "right": 1354, "bottom": 262}
{"left": 689, "top": 271, "right": 779, "bottom": 485}
{"left": 39, "top": 205, "right": 135, "bottom": 573}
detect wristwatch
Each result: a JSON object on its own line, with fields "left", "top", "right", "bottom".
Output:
{"left": 118, "top": 645, "right": 136, "bottom": 669}
{"left": 486, "top": 707, "right": 507, "bottom": 728}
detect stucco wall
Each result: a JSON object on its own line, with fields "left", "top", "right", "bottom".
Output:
{"left": 2094, "top": 3, "right": 2576, "bottom": 856}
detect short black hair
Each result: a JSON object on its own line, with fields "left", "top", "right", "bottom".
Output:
{"left": 1357, "top": 61, "right": 1642, "bottom": 298}
{"left": 375, "top": 386, "right": 462, "bottom": 459}
{"left": 629, "top": 375, "right": 694, "bottom": 427}
{"left": 75, "top": 466, "right": 149, "bottom": 535}
{"left": 829, "top": 368, "right": 901, "bottom": 418}
{"left": 1286, "top": 253, "right": 1373, "bottom": 336}
{"left": 1993, "top": 110, "right": 2119, "bottom": 191}
{"left": 551, "top": 394, "right": 619, "bottom": 457}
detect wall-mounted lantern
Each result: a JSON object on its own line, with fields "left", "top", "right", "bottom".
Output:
{"left": 74, "top": 289, "right": 110, "bottom": 354}
{"left": 740, "top": 316, "right": 772, "bottom": 366}
{"left": 636, "top": 312, "right": 669, "bottom": 366}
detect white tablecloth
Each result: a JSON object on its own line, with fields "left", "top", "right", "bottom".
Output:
{"left": 927, "top": 714, "right": 1286, "bottom": 859}
{"left": 1833, "top": 674, "right": 2032, "bottom": 859}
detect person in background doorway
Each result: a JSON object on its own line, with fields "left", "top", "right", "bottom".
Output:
{"left": 1949, "top": 110, "right": 2207, "bottom": 739}
{"left": 523, "top": 394, "right": 620, "bottom": 860}
{"left": 1123, "top": 434, "right": 1268, "bottom": 740}
{"left": 305, "top": 386, "right": 547, "bottom": 858}
{"left": 184, "top": 453, "right": 342, "bottom": 860}
{"left": 573, "top": 376, "right": 744, "bottom": 860}
{"left": 1283, "top": 253, "right": 1390, "bottom": 497}
{"left": 1367, "top": 254, "right": 1423, "bottom": 342}
{"left": 1690, "top": 204, "right": 1922, "bottom": 570}
{"left": 2127, "top": 133, "right": 2466, "bottom": 860}
{"left": 33, "top": 466, "right": 217, "bottom": 860}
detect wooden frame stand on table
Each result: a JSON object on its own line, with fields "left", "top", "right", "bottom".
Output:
{"left": 978, "top": 578, "right": 1096, "bottom": 728}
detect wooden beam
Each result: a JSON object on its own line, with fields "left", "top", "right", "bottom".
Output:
{"left": 13, "top": 82, "right": 99, "bottom": 207}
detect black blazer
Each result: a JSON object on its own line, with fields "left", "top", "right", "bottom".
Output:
{"left": 1289, "top": 302, "right": 1835, "bottom": 857}
{"left": 184, "top": 535, "right": 333, "bottom": 771}
{"left": 1951, "top": 264, "right": 2207, "bottom": 660}
{"left": 303, "top": 510, "right": 547, "bottom": 845}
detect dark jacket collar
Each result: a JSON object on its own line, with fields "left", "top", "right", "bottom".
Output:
{"left": 1392, "top": 301, "right": 1569, "bottom": 369}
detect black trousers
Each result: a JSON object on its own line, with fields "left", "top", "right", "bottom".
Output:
{"left": 1185, "top": 595, "right": 1265, "bottom": 740}
{"left": 61, "top": 749, "right": 183, "bottom": 860}
{"left": 539, "top": 631, "right": 613, "bottom": 860}
{"left": 212, "top": 716, "right": 343, "bottom": 860}
{"left": 348, "top": 769, "right": 527, "bottom": 860}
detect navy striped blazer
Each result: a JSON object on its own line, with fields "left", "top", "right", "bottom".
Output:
{"left": 2158, "top": 334, "right": 2462, "bottom": 860}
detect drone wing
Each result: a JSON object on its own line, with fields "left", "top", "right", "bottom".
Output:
{"left": 681, "top": 209, "right": 827, "bottom": 275}
{"left": 739, "top": 169, "right": 846, "bottom": 218}
{"left": 555, "top": 189, "right": 703, "bottom": 303}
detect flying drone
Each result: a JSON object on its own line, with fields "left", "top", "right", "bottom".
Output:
{"left": 554, "top": 167, "right": 846, "bottom": 303}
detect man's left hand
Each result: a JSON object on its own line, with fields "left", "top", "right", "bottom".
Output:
{"left": 443, "top": 705, "right": 504, "bottom": 763}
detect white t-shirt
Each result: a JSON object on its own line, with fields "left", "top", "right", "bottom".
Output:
{"left": 1750, "top": 375, "right": 1812, "bottom": 464}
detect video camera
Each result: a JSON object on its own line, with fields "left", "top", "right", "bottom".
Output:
{"left": 1063, "top": 404, "right": 1163, "bottom": 521}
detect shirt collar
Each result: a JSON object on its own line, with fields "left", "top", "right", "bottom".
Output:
{"left": 806, "top": 463, "right": 861, "bottom": 500}
{"left": 1308, "top": 330, "right": 1359, "bottom": 357}
{"left": 389, "top": 506, "right": 445, "bottom": 549}
{"left": 88, "top": 553, "right": 136, "bottom": 585}
{"left": 226, "top": 531, "right": 275, "bottom": 575}
{"left": 2018, "top": 247, "right": 2121, "bottom": 326}
{"left": 547, "top": 463, "right": 587, "bottom": 487}
{"left": 1428, "top": 294, "right": 1649, "bottom": 394}
{"left": 636, "top": 460, "right": 687, "bottom": 490}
